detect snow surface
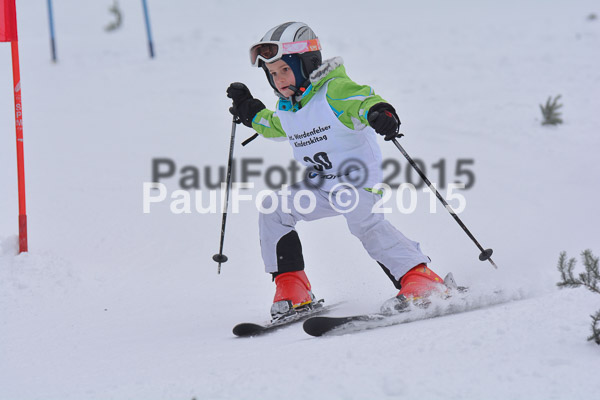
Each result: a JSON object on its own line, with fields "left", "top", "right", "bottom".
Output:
{"left": 1, "top": 0, "right": 599, "bottom": 399}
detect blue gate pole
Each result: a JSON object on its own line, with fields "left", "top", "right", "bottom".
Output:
{"left": 141, "top": 0, "right": 155, "bottom": 58}
{"left": 47, "top": 0, "right": 57, "bottom": 62}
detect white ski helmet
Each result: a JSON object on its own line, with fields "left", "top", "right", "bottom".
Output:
{"left": 250, "top": 22, "right": 322, "bottom": 92}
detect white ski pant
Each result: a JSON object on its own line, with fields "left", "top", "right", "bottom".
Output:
{"left": 259, "top": 180, "right": 430, "bottom": 281}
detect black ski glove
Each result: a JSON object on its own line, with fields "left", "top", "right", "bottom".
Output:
{"left": 226, "top": 82, "right": 266, "bottom": 128}
{"left": 368, "top": 103, "right": 401, "bottom": 141}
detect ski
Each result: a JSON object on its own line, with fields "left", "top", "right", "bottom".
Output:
{"left": 303, "top": 313, "right": 393, "bottom": 337}
{"left": 233, "top": 300, "right": 340, "bottom": 337}
{"left": 303, "top": 288, "right": 507, "bottom": 337}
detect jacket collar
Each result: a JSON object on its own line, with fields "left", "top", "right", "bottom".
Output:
{"left": 276, "top": 57, "right": 346, "bottom": 111}
{"left": 309, "top": 57, "right": 344, "bottom": 85}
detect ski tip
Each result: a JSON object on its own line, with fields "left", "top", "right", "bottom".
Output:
{"left": 232, "top": 323, "right": 264, "bottom": 337}
{"left": 303, "top": 317, "right": 329, "bottom": 337}
{"left": 303, "top": 315, "right": 358, "bottom": 337}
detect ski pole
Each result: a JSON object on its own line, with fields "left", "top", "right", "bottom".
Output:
{"left": 389, "top": 135, "right": 498, "bottom": 269}
{"left": 213, "top": 116, "right": 240, "bottom": 274}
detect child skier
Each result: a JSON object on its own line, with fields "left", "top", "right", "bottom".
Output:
{"left": 227, "top": 22, "right": 447, "bottom": 320}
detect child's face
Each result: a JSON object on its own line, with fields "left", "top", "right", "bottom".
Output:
{"left": 266, "top": 60, "right": 296, "bottom": 98}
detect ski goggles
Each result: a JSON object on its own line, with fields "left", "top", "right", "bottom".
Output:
{"left": 249, "top": 38, "right": 321, "bottom": 67}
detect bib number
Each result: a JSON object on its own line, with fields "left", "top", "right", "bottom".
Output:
{"left": 304, "top": 152, "right": 333, "bottom": 171}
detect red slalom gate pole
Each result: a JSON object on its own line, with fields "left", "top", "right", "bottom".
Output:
{"left": 11, "top": 40, "right": 27, "bottom": 253}
{"left": 1, "top": 0, "right": 27, "bottom": 252}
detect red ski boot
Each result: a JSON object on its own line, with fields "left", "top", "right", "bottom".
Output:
{"left": 271, "top": 271, "right": 315, "bottom": 320}
{"left": 381, "top": 264, "right": 447, "bottom": 314}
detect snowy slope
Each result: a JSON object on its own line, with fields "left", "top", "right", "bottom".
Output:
{"left": 1, "top": 0, "right": 599, "bottom": 399}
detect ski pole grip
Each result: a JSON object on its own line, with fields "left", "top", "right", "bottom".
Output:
{"left": 242, "top": 133, "right": 259, "bottom": 146}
